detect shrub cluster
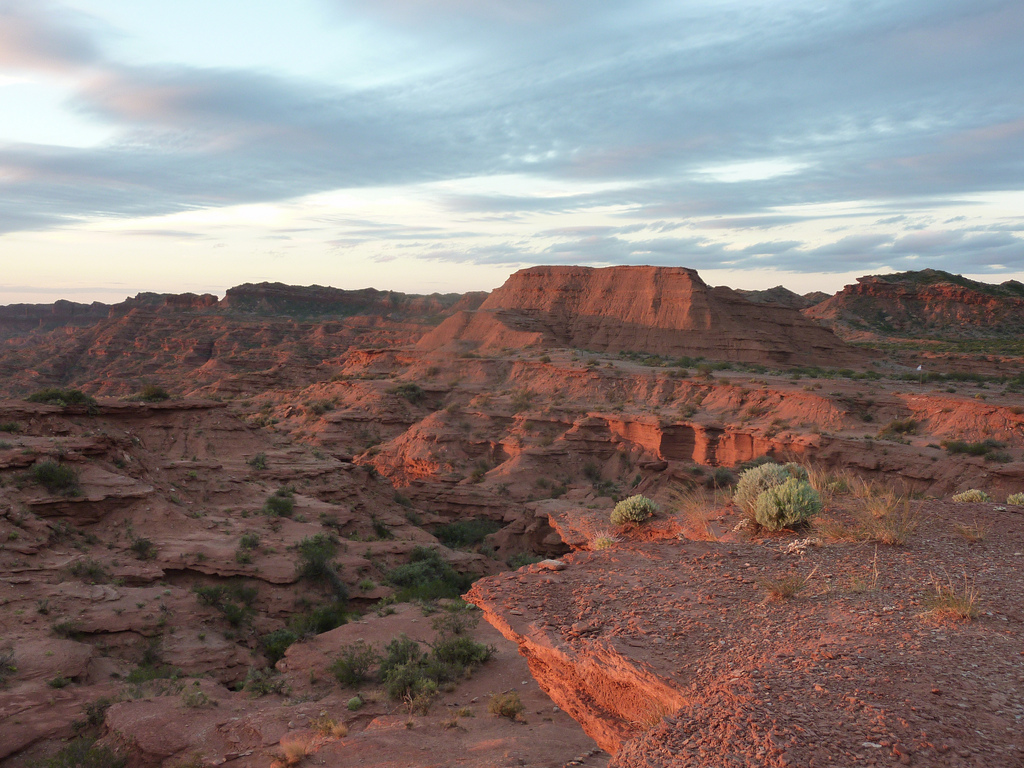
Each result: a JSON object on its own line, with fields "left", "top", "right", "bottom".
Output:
{"left": 296, "top": 534, "right": 348, "bottom": 601}
{"left": 26, "top": 388, "right": 97, "bottom": 408}
{"left": 433, "top": 518, "right": 502, "bottom": 549}
{"left": 735, "top": 462, "right": 820, "bottom": 530}
{"left": 262, "top": 487, "right": 295, "bottom": 517}
{"left": 1008, "top": 493, "right": 1024, "bottom": 506}
{"left": 610, "top": 495, "right": 657, "bottom": 525}
{"left": 754, "top": 477, "right": 823, "bottom": 531}
{"left": 30, "top": 460, "right": 81, "bottom": 496}
{"left": 329, "top": 605, "right": 493, "bottom": 711}
{"left": 386, "top": 547, "right": 473, "bottom": 601}
{"left": 951, "top": 489, "right": 991, "bottom": 503}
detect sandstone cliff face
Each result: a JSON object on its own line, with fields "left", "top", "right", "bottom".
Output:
{"left": 420, "top": 266, "right": 868, "bottom": 367}
{"left": 806, "top": 270, "right": 1024, "bottom": 340}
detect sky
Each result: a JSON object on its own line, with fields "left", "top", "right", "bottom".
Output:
{"left": 1, "top": 0, "right": 1023, "bottom": 304}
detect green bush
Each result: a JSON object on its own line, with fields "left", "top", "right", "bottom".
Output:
{"left": 130, "top": 538, "right": 156, "bottom": 560}
{"left": 386, "top": 547, "right": 472, "bottom": 601}
{"left": 610, "top": 495, "right": 657, "bottom": 525}
{"left": 347, "top": 696, "right": 363, "bottom": 711}
{"left": 0, "top": 647, "right": 16, "bottom": 687}
{"left": 1008, "top": 493, "right": 1024, "bottom": 506}
{"left": 26, "top": 389, "right": 97, "bottom": 408}
{"left": 290, "top": 601, "right": 348, "bottom": 636}
{"left": 432, "top": 518, "right": 502, "bottom": 548}
{"left": 733, "top": 462, "right": 792, "bottom": 515}
{"left": 296, "top": 534, "right": 348, "bottom": 601}
{"left": 261, "top": 629, "right": 298, "bottom": 665}
{"left": 952, "top": 489, "right": 991, "bottom": 503}
{"left": 30, "top": 460, "right": 80, "bottom": 495}
{"left": 29, "top": 738, "right": 125, "bottom": 768}
{"left": 941, "top": 439, "right": 1005, "bottom": 457}
{"left": 754, "top": 478, "right": 822, "bottom": 531}
{"left": 782, "top": 462, "right": 809, "bottom": 481}
{"left": 242, "top": 668, "right": 288, "bottom": 697}
{"left": 262, "top": 488, "right": 295, "bottom": 517}
{"left": 137, "top": 384, "right": 171, "bottom": 402}
{"left": 330, "top": 640, "right": 379, "bottom": 686}
{"left": 388, "top": 383, "right": 426, "bottom": 404}
{"left": 488, "top": 691, "right": 525, "bottom": 720}
{"left": 126, "top": 664, "right": 180, "bottom": 684}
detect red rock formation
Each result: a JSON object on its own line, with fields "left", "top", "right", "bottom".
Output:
{"left": 421, "top": 266, "right": 868, "bottom": 367}
{"left": 806, "top": 270, "right": 1024, "bottom": 340}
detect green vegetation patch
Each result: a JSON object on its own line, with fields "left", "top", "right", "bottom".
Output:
{"left": 386, "top": 546, "right": 473, "bottom": 602}
{"left": 432, "top": 518, "right": 502, "bottom": 549}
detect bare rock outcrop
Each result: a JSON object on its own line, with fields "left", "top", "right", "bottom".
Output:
{"left": 468, "top": 501, "right": 1024, "bottom": 766}
{"left": 420, "top": 266, "right": 868, "bottom": 367}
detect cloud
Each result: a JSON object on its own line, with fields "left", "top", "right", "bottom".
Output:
{"left": 0, "top": 0, "right": 99, "bottom": 73}
{"left": 0, "top": 0, "right": 1023, "bottom": 282}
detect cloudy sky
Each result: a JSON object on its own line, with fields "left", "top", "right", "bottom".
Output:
{"left": 1, "top": 0, "right": 1023, "bottom": 304}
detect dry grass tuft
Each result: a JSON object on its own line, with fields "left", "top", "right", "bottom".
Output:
{"left": 815, "top": 486, "right": 918, "bottom": 546}
{"left": 758, "top": 566, "right": 817, "bottom": 600}
{"left": 847, "top": 548, "right": 881, "bottom": 593}
{"left": 922, "top": 572, "right": 979, "bottom": 621}
{"left": 679, "top": 489, "right": 718, "bottom": 540}
{"left": 590, "top": 531, "right": 620, "bottom": 550}
{"left": 953, "top": 520, "right": 987, "bottom": 542}
{"left": 806, "top": 465, "right": 853, "bottom": 506}
{"left": 279, "top": 734, "right": 315, "bottom": 767}
{"left": 860, "top": 496, "right": 919, "bottom": 545}
{"left": 311, "top": 712, "right": 348, "bottom": 738}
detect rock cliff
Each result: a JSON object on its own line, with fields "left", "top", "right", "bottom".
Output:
{"left": 420, "top": 266, "right": 867, "bottom": 367}
{"left": 805, "top": 269, "right": 1024, "bottom": 340}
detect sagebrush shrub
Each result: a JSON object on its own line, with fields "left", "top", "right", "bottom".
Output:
{"left": 754, "top": 478, "right": 822, "bottom": 530}
{"left": 1007, "top": 493, "right": 1024, "bottom": 506}
{"left": 952, "top": 489, "right": 990, "bottom": 503}
{"left": 733, "top": 462, "right": 790, "bottom": 514}
{"left": 610, "top": 495, "right": 657, "bottom": 525}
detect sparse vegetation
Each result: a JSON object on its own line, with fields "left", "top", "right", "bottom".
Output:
{"left": 610, "top": 494, "right": 657, "bottom": 526}
{"left": 487, "top": 690, "right": 525, "bottom": 720}
{"left": 28, "top": 738, "right": 126, "bottom": 768}
{"left": 386, "top": 546, "right": 473, "bottom": 601}
{"left": 1008, "top": 493, "right": 1024, "bottom": 506}
{"left": 432, "top": 518, "right": 502, "bottom": 549}
{"left": 263, "top": 487, "right": 295, "bottom": 517}
{"left": 30, "top": 460, "right": 81, "bottom": 495}
{"left": 388, "top": 382, "right": 426, "bottom": 404}
{"left": 330, "top": 640, "right": 379, "bottom": 686}
{"left": 261, "top": 629, "right": 299, "bottom": 665}
{"left": 295, "top": 534, "right": 348, "bottom": 601}
{"left": 758, "top": 568, "right": 816, "bottom": 600}
{"left": 26, "top": 388, "right": 97, "bottom": 409}
{"left": 0, "top": 648, "right": 15, "bottom": 687}
{"left": 952, "top": 489, "right": 991, "bottom": 503}
{"left": 130, "top": 537, "right": 156, "bottom": 560}
{"left": 243, "top": 667, "right": 289, "bottom": 697}
{"left": 137, "top": 384, "right": 171, "bottom": 402}
{"left": 247, "top": 453, "right": 268, "bottom": 470}
{"left": 923, "top": 573, "right": 979, "bottom": 621}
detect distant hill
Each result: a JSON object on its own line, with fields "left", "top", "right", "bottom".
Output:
{"left": 804, "top": 269, "right": 1024, "bottom": 341}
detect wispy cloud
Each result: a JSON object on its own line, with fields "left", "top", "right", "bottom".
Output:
{"left": 1, "top": 0, "right": 1023, "bottom": 284}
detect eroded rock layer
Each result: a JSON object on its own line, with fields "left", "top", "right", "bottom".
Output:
{"left": 420, "top": 266, "right": 867, "bottom": 366}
